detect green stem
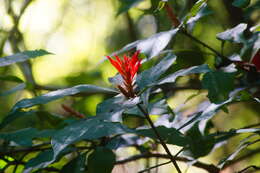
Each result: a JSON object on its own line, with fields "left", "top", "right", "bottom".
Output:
{"left": 137, "top": 104, "right": 182, "bottom": 173}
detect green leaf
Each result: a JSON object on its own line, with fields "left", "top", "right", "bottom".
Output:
{"left": 0, "top": 83, "right": 26, "bottom": 97}
{"left": 96, "top": 96, "right": 141, "bottom": 122}
{"left": 61, "top": 153, "right": 86, "bottom": 173}
{"left": 0, "top": 128, "right": 37, "bottom": 146}
{"left": 184, "top": 123, "right": 215, "bottom": 158}
{"left": 202, "top": 71, "right": 235, "bottom": 103}
{"left": 137, "top": 126, "right": 188, "bottom": 147}
{"left": 0, "top": 110, "right": 63, "bottom": 130}
{"left": 216, "top": 23, "right": 247, "bottom": 43}
{"left": 24, "top": 150, "right": 54, "bottom": 173}
{"left": 137, "top": 53, "right": 177, "bottom": 90}
{"left": 51, "top": 118, "right": 133, "bottom": 161}
{"left": 117, "top": 0, "right": 144, "bottom": 15}
{"left": 110, "top": 28, "right": 179, "bottom": 59}
{"left": 0, "top": 49, "right": 51, "bottom": 67}
{"left": 158, "top": 64, "right": 210, "bottom": 85}
{"left": 250, "top": 24, "right": 260, "bottom": 32}
{"left": 137, "top": 29, "right": 179, "bottom": 59}
{"left": 0, "top": 75, "right": 23, "bottom": 83}
{"left": 190, "top": 0, "right": 207, "bottom": 16}
{"left": 154, "top": 1, "right": 166, "bottom": 12}
{"left": 0, "top": 110, "right": 36, "bottom": 129}
{"left": 184, "top": 0, "right": 207, "bottom": 24}
{"left": 186, "top": 1, "right": 212, "bottom": 25}
{"left": 232, "top": 0, "right": 250, "bottom": 8}
{"left": 9, "top": 84, "right": 118, "bottom": 114}
{"left": 87, "top": 147, "right": 116, "bottom": 173}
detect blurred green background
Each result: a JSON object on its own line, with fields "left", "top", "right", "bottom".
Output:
{"left": 0, "top": 0, "right": 259, "bottom": 172}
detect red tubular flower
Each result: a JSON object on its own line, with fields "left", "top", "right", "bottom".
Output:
{"left": 107, "top": 50, "right": 141, "bottom": 98}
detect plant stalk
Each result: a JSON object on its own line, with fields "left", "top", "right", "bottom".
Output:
{"left": 137, "top": 104, "right": 182, "bottom": 173}
{"left": 164, "top": 2, "right": 229, "bottom": 60}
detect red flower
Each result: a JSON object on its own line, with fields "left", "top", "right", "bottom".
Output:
{"left": 107, "top": 50, "right": 141, "bottom": 98}
{"left": 251, "top": 50, "right": 260, "bottom": 71}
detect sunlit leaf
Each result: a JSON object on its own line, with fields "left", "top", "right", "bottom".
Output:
{"left": 217, "top": 23, "right": 247, "bottom": 43}
{"left": 186, "top": 1, "right": 213, "bottom": 27}
{"left": 111, "top": 28, "right": 179, "bottom": 59}
{"left": 184, "top": 0, "right": 208, "bottom": 24}
{"left": 137, "top": 29, "right": 179, "bottom": 59}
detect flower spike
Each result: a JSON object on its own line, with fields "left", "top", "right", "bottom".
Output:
{"left": 107, "top": 50, "right": 141, "bottom": 98}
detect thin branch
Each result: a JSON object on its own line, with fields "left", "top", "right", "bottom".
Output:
{"left": 61, "top": 104, "right": 85, "bottom": 118}
{"left": 7, "top": 0, "right": 37, "bottom": 86}
{"left": 164, "top": 3, "right": 180, "bottom": 27}
{"left": 138, "top": 161, "right": 172, "bottom": 173}
{"left": 138, "top": 148, "right": 185, "bottom": 173}
{"left": 223, "top": 148, "right": 260, "bottom": 169}
{"left": 237, "top": 165, "right": 260, "bottom": 173}
{"left": 137, "top": 104, "right": 182, "bottom": 173}
{"left": 125, "top": 12, "right": 137, "bottom": 42}
{"left": 242, "top": 123, "right": 260, "bottom": 129}
{"left": 0, "top": 143, "right": 92, "bottom": 156}
{"left": 180, "top": 30, "right": 228, "bottom": 60}
{"left": 115, "top": 153, "right": 220, "bottom": 173}
{"left": 164, "top": 2, "right": 229, "bottom": 60}
{"left": 0, "top": 147, "right": 51, "bottom": 156}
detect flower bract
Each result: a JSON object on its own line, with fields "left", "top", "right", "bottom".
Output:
{"left": 107, "top": 50, "right": 141, "bottom": 98}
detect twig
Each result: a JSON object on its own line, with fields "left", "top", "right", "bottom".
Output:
{"left": 237, "top": 165, "right": 260, "bottom": 173}
{"left": 164, "top": 2, "right": 229, "bottom": 60}
{"left": 7, "top": 0, "right": 37, "bottom": 86}
{"left": 115, "top": 153, "right": 220, "bottom": 173}
{"left": 223, "top": 148, "right": 260, "bottom": 169}
{"left": 138, "top": 161, "right": 172, "bottom": 173}
{"left": 138, "top": 148, "right": 185, "bottom": 173}
{"left": 242, "top": 123, "right": 260, "bottom": 129}
{"left": 61, "top": 104, "right": 85, "bottom": 118}
{"left": 164, "top": 3, "right": 180, "bottom": 27}
{"left": 137, "top": 104, "right": 182, "bottom": 173}
{"left": 0, "top": 144, "right": 92, "bottom": 156}
{"left": 0, "top": 147, "right": 51, "bottom": 156}
{"left": 125, "top": 12, "right": 137, "bottom": 42}
{"left": 180, "top": 30, "right": 228, "bottom": 59}
{"left": 13, "top": 153, "right": 27, "bottom": 173}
